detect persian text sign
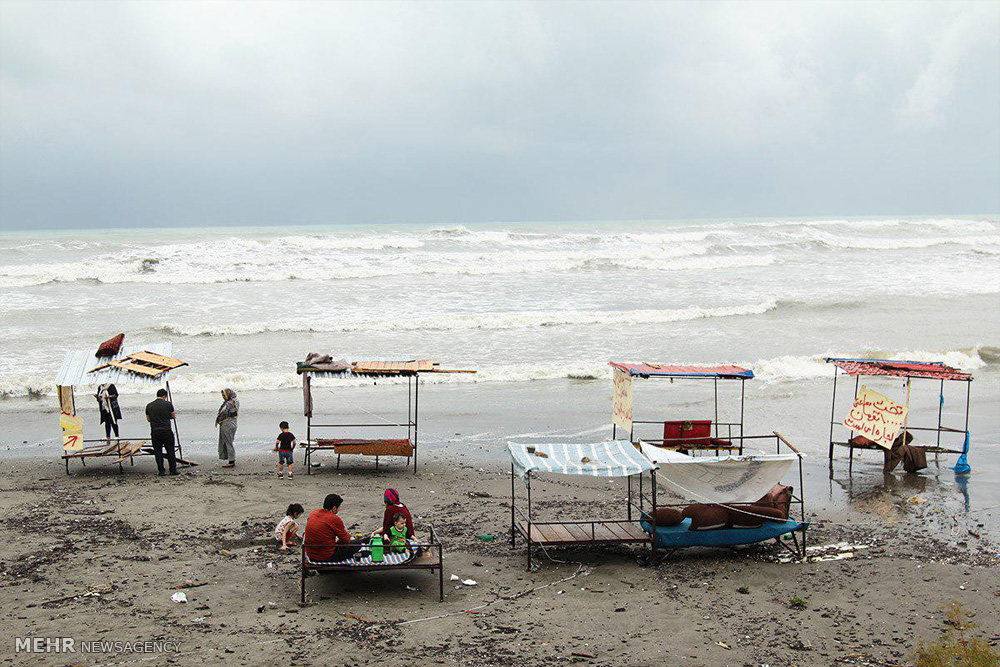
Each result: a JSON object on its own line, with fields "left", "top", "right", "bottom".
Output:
{"left": 612, "top": 369, "right": 634, "bottom": 432}
{"left": 843, "top": 386, "right": 908, "bottom": 449}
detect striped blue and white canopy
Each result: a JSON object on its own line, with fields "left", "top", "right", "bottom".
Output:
{"left": 508, "top": 441, "right": 655, "bottom": 482}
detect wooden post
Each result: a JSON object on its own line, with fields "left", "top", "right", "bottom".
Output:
{"left": 166, "top": 380, "right": 182, "bottom": 461}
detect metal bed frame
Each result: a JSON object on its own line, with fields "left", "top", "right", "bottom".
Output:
{"left": 825, "top": 357, "right": 972, "bottom": 473}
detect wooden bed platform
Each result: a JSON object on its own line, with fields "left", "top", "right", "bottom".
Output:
{"left": 515, "top": 520, "right": 650, "bottom": 546}
{"left": 304, "top": 438, "right": 414, "bottom": 473}
{"left": 831, "top": 440, "right": 962, "bottom": 454}
{"left": 301, "top": 526, "right": 444, "bottom": 602}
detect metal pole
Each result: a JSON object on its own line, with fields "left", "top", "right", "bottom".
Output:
{"left": 936, "top": 379, "right": 944, "bottom": 447}
{"left": 828, "top": 367, "right": 838, "bottom": 461}
{"left": 651, "top": 468, "right": 658, "bottom": 557}
{"left": 526, "top": 474, "right": 532, "bottom": 571}
{"left": 629, "top": 474, "right": 634, "bottom": 521}
{"left": 413, "top": 374, "right": 419, "bottom": 473}
{"left": 713, "top": 377, "right": 719, "bottom": 438}
{"left": 510, "top": 463, "right": 516, "bottom": 547}
{"left": 166, "top": 380, "right": 181, "bottom": 460}
{"left": 408, "top": 375, "right": 412, "bottom": 442}
{"left": 964, "top": 379, "right": 971, "bottom": 435}
{"left": 739, "top": 378, "right": 745, "bottom": 454}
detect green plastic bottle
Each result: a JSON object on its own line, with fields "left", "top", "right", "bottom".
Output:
{"left": 370, "top": 536, "right": 384, "bottom": 562}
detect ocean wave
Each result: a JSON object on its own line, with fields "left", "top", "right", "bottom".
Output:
{"left": 152, "top": 301, "right": 780, "bottom": 337}
{"left": 751, "top": 345, "right": 997, "bottom": 383}
{"left": 0, "top": 243, "right": 772, "bottom": 286}
{"left": 2, "top": 345, "right": 995, "bottom": 400}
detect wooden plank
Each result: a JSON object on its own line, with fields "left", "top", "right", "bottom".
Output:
{"left": 113, "top": 441, "right": 147, "bottom": 462}
{"left": 602, "top": 522, "right": 633, "bottom": 540}
{"left": 108, "top": 361, "right": 166, "bottom": 377}
{"left": 564, "top": 523, "right": 595, "bottom": 542}
{"left": 591, "top": 524, "right": 620, "bottom": 541}
{"left": 615, "top": 522, "right": 648, "bottom": 540}
{"left": 128, "top": 351, "right": 187, "bottom": 369}
{"left": 540, "top": 523, "right": 577, "bottom": 543}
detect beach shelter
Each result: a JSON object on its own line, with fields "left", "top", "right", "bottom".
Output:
{"left": 608, "top": 362, "right": 754, "bottom": 453}
{"left": 825, "top": 357, "right": 973, "bottom": 473}
{"left": 637, "top": 434, "right": 808, "bottom": 558}
{"left": 508, "top": 441, "right": 657, "bottom": 569}
{"left": 54, "top": 340, "right": 191, "bottom": 475}
{"left": 297, "top": 356, "right": 474, "bottom": 473}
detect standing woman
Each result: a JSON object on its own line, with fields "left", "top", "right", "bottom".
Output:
{"left": 96, "top": 383, "right": 122, "bottom": 440}
{"left": 216, "top": 388, "right": 239, "bottom": 468}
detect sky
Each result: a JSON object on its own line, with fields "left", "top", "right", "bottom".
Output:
{"left": 1, "top": 0, "right": 998, "bottom": 230}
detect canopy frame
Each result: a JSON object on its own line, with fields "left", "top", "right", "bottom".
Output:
{"left": 298, "top": 358, "right": 474, "bottom": 474}
{"left": 824, "top": 357, "right": 972, "bottom": 473}
{"left": 636, "top": 432, "right": 808, "bottom": 559}
{"left": 55, "top": 342, "right": 189, "bottom": 475}
{"left": 301, "top": 369, "right": 420, "bottom": 474}
{"left": 608, "top": 361, "right": 752, "bottom": 454}
{"left": 508, "top": 441, "right": 657, "bottom": 570}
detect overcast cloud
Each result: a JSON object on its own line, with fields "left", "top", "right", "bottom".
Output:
{"left": 1, "top": 0, "right": 998, "bottom": 230}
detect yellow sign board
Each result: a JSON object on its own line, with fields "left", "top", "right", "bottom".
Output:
{"left": 612, "top": 368, "right": 634, "bottom": 433}
{"left": 843, "top": 386, "right": 908, "bottom": 449}
{"left": 60, "top": 412, "right": 84, "bottom": 451}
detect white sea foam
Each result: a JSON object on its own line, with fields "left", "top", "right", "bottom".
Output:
{"left": 153, "top": 301, "right": 780, "bottom": 337}
{"left": 5, "top": 345, "right": 994, "bottom": 400}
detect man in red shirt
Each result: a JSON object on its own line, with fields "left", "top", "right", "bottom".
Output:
{"left": 303, "top": 494, "right": 362, "bottom": 562}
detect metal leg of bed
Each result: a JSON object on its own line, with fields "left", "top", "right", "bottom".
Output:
{"left": 438, "top": 547, "right": 444, "bottom": 602}
{"left": 300, "top": 551, "right": 307, "bottom": 604}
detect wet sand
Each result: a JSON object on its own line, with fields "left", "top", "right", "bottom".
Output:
{"left": 2, "top": 449, "right": 998, "bottom": 666}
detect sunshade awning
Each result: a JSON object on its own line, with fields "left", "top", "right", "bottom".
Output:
{"left": 55, "top": 342, "right": 179, "bottom": 387}
{"left": 639, "top": 442, "right": 797, "bottom": 503}
{"left": 609, "top": 362, "right": 754, "bottom": 379}
{"left": 508, "top": 441, "right": 655, "bottom": 482}
{"left": 825, "top": 357, "right": 972, "bottom": 381}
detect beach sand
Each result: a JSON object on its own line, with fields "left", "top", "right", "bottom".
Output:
{"left": 2, "top": 449, "right": 998, "bottom": 666}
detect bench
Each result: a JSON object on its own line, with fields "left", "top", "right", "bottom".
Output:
{"left": 304, "top": 438, "right": 414, "bottom": 473}
{"left": 301, "top": 526, "right": 444, "bottom": 602}
{"left": 658, "top": 420, "right": 739, "bottom": 452}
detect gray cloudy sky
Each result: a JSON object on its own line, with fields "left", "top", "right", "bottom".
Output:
{"left": 1, "top": 0, "right": 998, "bottom": 230}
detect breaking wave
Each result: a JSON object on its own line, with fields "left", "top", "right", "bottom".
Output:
{"left": 3, "top": 345, "right": 994, "bottom": 400}
{"left": 152, "top": 302, "right": 781, "bottom": 337}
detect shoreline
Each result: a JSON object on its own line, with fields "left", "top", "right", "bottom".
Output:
{"left": 2, "top": 452, "right": 998, "bottom": 666}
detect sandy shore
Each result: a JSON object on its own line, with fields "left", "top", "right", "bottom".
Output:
{"left": 2, "top": 450, "right": 998, "bottom": 667}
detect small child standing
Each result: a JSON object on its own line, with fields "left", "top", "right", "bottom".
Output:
{"left": 275, "top": 503, "right": 304, "bottom": 551}
{"left": 274, "top": 421, "right": 296, "bottom": 479}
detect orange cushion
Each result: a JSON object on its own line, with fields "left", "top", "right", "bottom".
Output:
{"left": 681, "top": 504, "right": 729, "bottom": 531}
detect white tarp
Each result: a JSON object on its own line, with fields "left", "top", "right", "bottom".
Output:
{"left": 508, "top": 441, "right": 655, "bottom": 482}
{"left": 639, "top": 442, "right": 798, "bottom": 503}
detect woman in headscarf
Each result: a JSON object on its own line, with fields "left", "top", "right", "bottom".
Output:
{"left": 215, "top": 388, "right": 239, "bottom": 467}
{"left": 378, "top": 488, "right": 414, "bottom": 538}
{"left": 95, "top": 383, "right": 121, "bottom": 440}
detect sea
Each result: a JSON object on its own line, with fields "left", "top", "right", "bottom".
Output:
{"left": 1, "top": 216, "right": 998, "bottom": 528}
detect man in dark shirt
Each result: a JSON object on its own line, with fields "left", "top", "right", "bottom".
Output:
{"left": 145, "top": 389, "right": 177, "bottom": 476}
{"left": 303, "top": 494, "right": 362, "bottom": 562}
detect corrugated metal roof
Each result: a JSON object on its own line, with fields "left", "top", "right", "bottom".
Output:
{"left": 825, "top": 357, "right": 972, "bottom": 381}
{"left": 609, "top": 362, "right": 754, "bottom": 379}
{"left": 55, "top": 342, "right": 179, "bottom": 387}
